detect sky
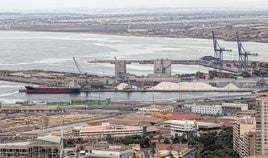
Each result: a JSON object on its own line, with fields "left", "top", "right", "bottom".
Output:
{"left": 0, "top": 0, "right": 267, "bottom": 10}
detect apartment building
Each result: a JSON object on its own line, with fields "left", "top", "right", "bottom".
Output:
{"left": 164, "top": 120, "right": 198, "bottom": 136}
{"left": 255, "top": 90, "right": 268, "bottom": 155}
{"left": 233, "top": 116, "right": 256, "bottom": 158}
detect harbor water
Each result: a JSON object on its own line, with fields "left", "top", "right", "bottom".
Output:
{"left": 0, "top": 31, "right": 265, "bottom": 103}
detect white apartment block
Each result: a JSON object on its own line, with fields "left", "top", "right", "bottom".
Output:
{"left": 184, "top": 104, "right": 222, "bottom": 115}
{"left": 164, "top": 120, "right": 198, "bottom": 136}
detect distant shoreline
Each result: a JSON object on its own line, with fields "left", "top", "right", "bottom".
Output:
{"left": 1, "top": 29, "right": 267, "bottom": 44}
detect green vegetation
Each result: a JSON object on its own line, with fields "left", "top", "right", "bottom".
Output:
{"left": 121, "top": 135, "right": 150, "bottom": 148}
{"left": 63, "top": 138, "right": 87, "bottom": 148}
{"left": 46, "top": 101, "right": 70, "bottom": 106}
{"left": 63, "top": 127, "right": 238, "bottom": 158}
{"left": 46, "top": 98, "right": 111, "bottom": 106}
{"left": 192, "top": 127, "right": 239, "bottom": 158}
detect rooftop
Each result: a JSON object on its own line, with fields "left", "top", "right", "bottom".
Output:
{"left": 164, "top": 120, "right": 196, "bottom": 125}
{"left": 139, "top": 105, "right": 173, "bottom": 110}
{"left": 156, "top": 143, "right": 188, "bottom": 151}
{"left": 38, "top": 135, "right": 61, "bottom": 144}
{"left": 156, "top": 112, "right": 204, "bottom": 120}
{"left": 74, "top": 123, "right": 142, "bottom": 133}
{"left": 197, "top": 121, "right": 222, "bottom": 129}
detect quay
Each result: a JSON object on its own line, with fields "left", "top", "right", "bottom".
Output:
{"left": 90, "top": 58, "right": 240, "bottom": 79}
{"left": 80, "top": 89, "right": 253, "bottom": 93}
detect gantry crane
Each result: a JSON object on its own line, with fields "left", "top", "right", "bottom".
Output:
{"left": 212, "top": 31, "right": 232, "bottom": 65}
{"left": 236, "top": 32, "right": 258, "bottom": 71}
{"left": 73, "top": 57, "right": 89, "bottom": 84}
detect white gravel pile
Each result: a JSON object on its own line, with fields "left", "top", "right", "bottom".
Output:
{"left": 150, "top": 81, "right": 180, "bottom": 90}
{"left": 150, "top": 81, "right": 218, "bottom": 91}
{"left": 179, "top": 82, "right": 218, "bottom": 91}
{"left": 221, "top": 83, "right": 240, "bottom": 90}
{"left": 116, "top": 83, "right": 137, "bottom": 90}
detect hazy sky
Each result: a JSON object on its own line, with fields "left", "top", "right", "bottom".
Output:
{"left": 0, "top": 0, "right": 267, "bottom": 10}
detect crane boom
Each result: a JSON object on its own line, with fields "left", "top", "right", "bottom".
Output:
{"left": 73, "top": 57, "right": 83, "bottom": 74}
{"left": 72, "top": 57, "right": 89, "bottom": 84}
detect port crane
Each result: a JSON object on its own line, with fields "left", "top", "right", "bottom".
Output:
{"left": 236, "top": 32, "right": 258, "bottom": 71}
{"left": 212, "top": 31, "right": 232, "bottom": 65}
{"left": 73, "top": 57, "right": 89, "bottom": 84}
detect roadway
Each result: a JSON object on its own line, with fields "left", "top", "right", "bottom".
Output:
{"left": 19, "top": 115, "right": 116, "bottom": 136}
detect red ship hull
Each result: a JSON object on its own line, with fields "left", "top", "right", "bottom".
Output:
{"left": 20, "top": 86, "right": 80, "bottom": 94}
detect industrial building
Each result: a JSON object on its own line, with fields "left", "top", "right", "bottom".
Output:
{"left": 184, "top": 104, "right": 222, "bottom": 115}
{"left": 155, "top": 112, "right": 204, "bottom": 120}
{"left": 85, "top": 145, "right": 135, "bottom": 158}
{"left": 72, "top": 122, "right": 146, "bottom": 138}
{"left": 184, "top": 102, "right": 249, "bottom": 116}
{"left": 138, "top": 105, "right": 174, "bottom": 113}
{"left": 0, "top": 104, "right": 64, "bottom": 114}
{"left": 233, "top": 116, "right": 256, "bottom": 158}
{"left": 0, "top": 135, "right": 62, "bottom": 158}
{"left": 221, "top": 102, "right": 249, "bottom": 115}
{"left": 155, "top": 143, "right": 189, "bottom": 158}
{"left": 196, "top": 122, "right": 222, "bottom": 132}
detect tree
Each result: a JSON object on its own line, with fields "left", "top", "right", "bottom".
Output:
{"left": 164, "top": 137, "right": 170, "bottom": 144}
{"left": 193, "top": 127, "right": 239, "bottom": 158}
{"left": 105, "top": 134, "right": 114, "bottom": 143}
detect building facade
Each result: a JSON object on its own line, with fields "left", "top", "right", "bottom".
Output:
{"left": 164, "top": 120, "right": 198, "bottom": 136}
{"left": 222, "top": 102, "right": 248, "bottom": 116}
{"left": 184, "top": 104, "right": 222, "bottom": 115}
{"left": 85, "top": 145, "right": 135, "bottom": 158}
{"left": 233, "top": 116, "right": 255, "bottom": 158}
{"left": 0, "top": 135, "right": 62, "bottom": 158}
{"left": 185, "top": 102, "right": 248, "bottom": 116}
{"left": 255, "top": 90, "right": 268, "bottom": 155}
{"left": 138, "top": 105, "right": 174, "bottom": 113}
{"left": 72, "top": 122, "right": 145, "bottom": 137}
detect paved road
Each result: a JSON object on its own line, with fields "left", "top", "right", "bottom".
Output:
{"left": 19, "top": 115, "right": 116, "bottom": 135}
{"left": 183, "top": 149, "right": 195, "bottom": 158}
{"left": 141, "top": 148, "right": 151, "bottom": 158}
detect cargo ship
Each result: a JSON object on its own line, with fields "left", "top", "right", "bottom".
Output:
{"left": 20, "top": 86, "right": 80, "bottom": 94}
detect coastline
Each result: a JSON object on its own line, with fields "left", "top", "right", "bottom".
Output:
{"left": 1, "top": 29, "right": 267, "bottom": 43}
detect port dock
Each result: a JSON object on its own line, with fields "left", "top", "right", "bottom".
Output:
{"left": 90, "top": 59, "right": 240, "bottom": 78}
